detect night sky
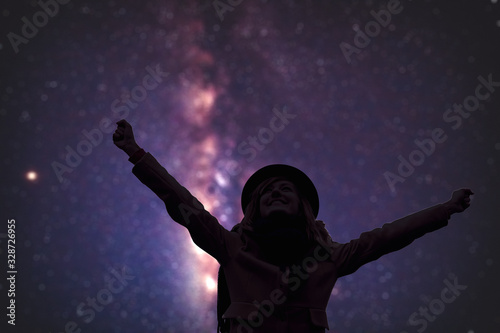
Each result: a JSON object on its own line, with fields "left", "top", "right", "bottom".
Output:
{"left": 1, "top": 0, "right": 500, "bottom": 332}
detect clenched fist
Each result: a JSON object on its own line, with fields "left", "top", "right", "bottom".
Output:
{"left": 444, "top": 188, "right": 474, "bottom": 215}
{"left": 113, "top": 119, "right": 141, "bottom": 156}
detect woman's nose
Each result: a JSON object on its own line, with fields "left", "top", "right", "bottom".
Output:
{"left": 271, "top": 189, "right": 282, "bottom": 197}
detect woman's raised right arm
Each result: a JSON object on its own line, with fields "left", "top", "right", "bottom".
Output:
{"left": 113, "top": 119, "right": 232, "bottom": 263}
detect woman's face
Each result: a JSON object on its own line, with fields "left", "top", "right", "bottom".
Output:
{"left": 259, "top": 179, "right": 300, "bottom": 219}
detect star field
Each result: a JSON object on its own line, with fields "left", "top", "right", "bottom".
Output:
{"left": 1, "top": 0, "right": 500, "bottom": 332}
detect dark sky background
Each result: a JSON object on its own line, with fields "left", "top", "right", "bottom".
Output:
{"left": 1, "top": 0, "right": 499, "bottom": 332}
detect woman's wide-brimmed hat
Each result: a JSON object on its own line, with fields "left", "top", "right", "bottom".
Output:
{"left": 241, "top": 164, "right": 319, "bottom": 217}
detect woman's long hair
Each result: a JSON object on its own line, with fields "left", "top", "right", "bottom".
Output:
{"left": 217, "top": 176, "right": 332, "bottom": 332}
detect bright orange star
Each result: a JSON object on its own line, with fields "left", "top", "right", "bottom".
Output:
{"left": 26, "top": 171, "right": 38, "bottom": 181}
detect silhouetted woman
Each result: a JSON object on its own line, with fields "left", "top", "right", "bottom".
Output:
{"left": 113, "top": 119, "right": 473, "bottom": 333}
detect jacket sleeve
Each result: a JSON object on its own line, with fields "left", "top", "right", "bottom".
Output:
{"left": 332, "top": 204, "right": 451, "bottom": 277}
{"left": 130, "top": 152, "right": 231, "bottom": 263}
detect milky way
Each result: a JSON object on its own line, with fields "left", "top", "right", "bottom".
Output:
{"left": 1, "top": 0, "right": 500, "bottom": 332}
